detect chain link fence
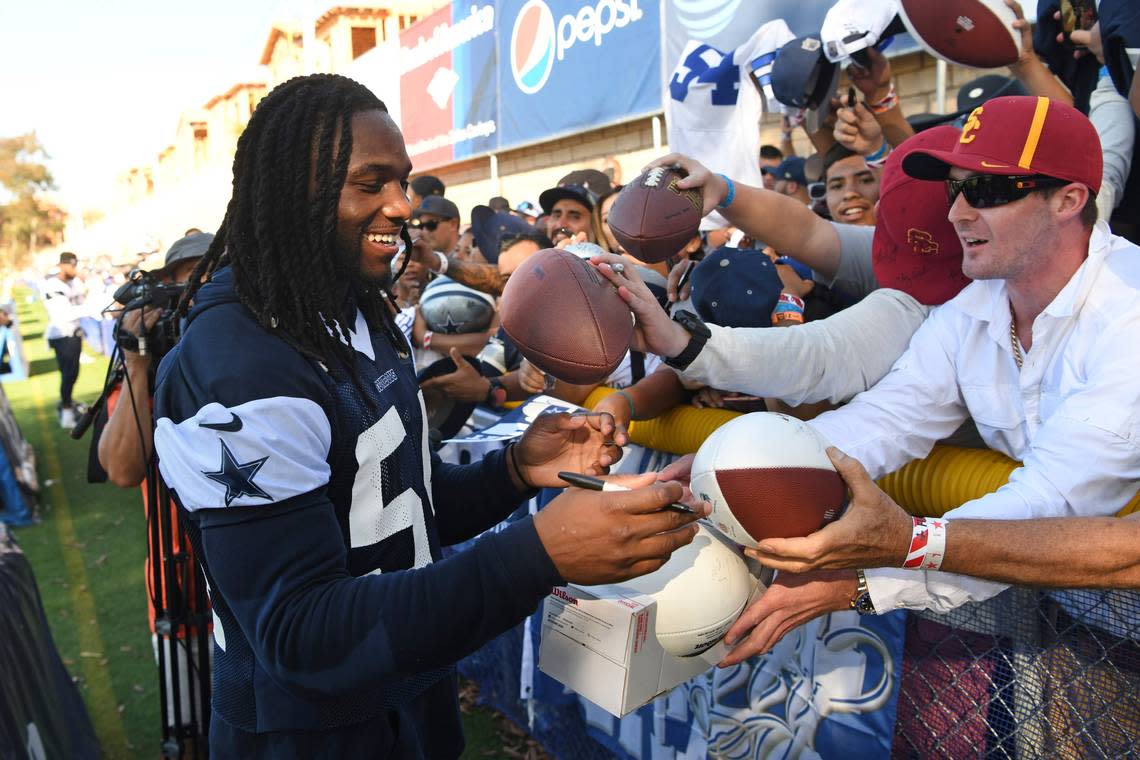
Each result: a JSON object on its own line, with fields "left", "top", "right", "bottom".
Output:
{"left": 894, "top": 588, "right": 1140, "bottom": 759}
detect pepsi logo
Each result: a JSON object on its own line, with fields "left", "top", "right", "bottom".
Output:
{"left": 511, "top": 0, "right": 556, "bottom": 95}
{"left": 510, "top": 0, "right": 645, "bottom": 95}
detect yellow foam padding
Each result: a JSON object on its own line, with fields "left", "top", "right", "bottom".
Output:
{"left": 582, "top": 387, "right": 1140, "bottom": 518}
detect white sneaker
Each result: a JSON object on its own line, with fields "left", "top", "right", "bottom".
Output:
{"left": 59, "top": 406, "right": 77, "bottom": 429}
{"left": 79, "top": 353, "right": 95, "bottom": 365}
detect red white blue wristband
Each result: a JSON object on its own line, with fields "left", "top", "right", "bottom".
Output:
{"left": 902, "top": 516, "right": 948, "bottom": 570}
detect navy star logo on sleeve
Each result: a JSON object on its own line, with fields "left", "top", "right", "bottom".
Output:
{"left": 202, "top": 439, "right": 271, "bottom": 506}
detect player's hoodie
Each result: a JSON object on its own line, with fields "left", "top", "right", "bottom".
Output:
{"left": 154, "top": 267, "right": 560, "bottom": 758}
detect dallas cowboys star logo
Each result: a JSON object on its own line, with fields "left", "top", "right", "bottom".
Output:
{"left": 202, "top": 440, "right": 271, "bottom": 506}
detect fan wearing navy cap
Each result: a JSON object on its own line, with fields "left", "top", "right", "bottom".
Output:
{"left": 538, "top": 181, "right": 599, "bottom": 245}
{"left": 762, "top": 156, "right": 811, "bottom": 205}
{"left": 632, "top": 96, "right": 1140, "bottom": 664}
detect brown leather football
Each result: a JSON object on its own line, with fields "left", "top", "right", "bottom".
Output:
{"left": 607, "top": 166, "right": 703, "bottom": 264}
{"left": 499, "top": 248, "right": 634, "bottom": 385}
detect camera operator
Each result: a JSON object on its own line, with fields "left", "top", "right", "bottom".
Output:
{"left": 95, "top": 231, "right": 212, "bottom": 758}
{"left": 98, "top": 233, "right": 207, "bottom": 484}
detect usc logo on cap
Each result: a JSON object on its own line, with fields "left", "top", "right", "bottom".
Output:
{"left": 908, "top": 229, "right": 939, "bottom": 256}
{"left": 960, "top": 106, "right": 984, "bottom": 144}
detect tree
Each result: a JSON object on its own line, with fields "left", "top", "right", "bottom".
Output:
{"left": 0, "top": 133, "right": 65, "bottom": 272}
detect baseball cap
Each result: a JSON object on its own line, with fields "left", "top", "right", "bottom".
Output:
{"left": 690, "top": 247, "right": 782, "bottom": 329}
{"left": 771, "top": 36, "right": 838, "bottom": 110}
{"left": 539, "top": 183, "right": 598, "bottom": 214}
{"left": 410, "top": 175, "right": 445, "bottom": 198}
{"left": 470, "top": 205, "right": 533, "bottom": 265}
{"left": 902, "top": 96, "right": 1103, "bottom": 193}
{"left": 558, "top": 168, "right": 613, "bottom": 197}
{"left": 514, "top": 200, "right": 540, "bottom": 218}
{"left": 414, "top": 195, "right": 460, "bottom": 220}
{"left": 762, "top": 156, "right": 808, "bottom": 186}
{"left": 161, "top": 232, "right": 214, "bottom": 270}
{"left": 908, "top": 75, "right": 1028, "bottom": 132}
{"left": 820, "top": 0, "right": 904, "bottom": 64}
{"left": 873, "top": 126, "right": 970, "bottom": 306}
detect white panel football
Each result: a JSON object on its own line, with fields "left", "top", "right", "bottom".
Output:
{"left": 615, "top": 524, "right": 751, "bottom": 658}
{"left": 691, "top": 412, "right": 847, "bottom": 549}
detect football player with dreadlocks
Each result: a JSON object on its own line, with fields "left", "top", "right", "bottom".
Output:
{"left": 152, "top": 74, "right": 703, "bottom": 758}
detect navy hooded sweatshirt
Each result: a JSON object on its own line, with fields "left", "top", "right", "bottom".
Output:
{"left": 153, "top": 267, "right": 562, "bottom": 758}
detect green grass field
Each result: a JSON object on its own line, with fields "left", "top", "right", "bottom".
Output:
{"left": 4, "top": 291, "right": 523, "bottom": 759}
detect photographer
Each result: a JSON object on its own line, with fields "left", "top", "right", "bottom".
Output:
{"left": 98, "top": 233, "right": 207, "bottom": 485}
{"left": 95, "top": 231, "right": 212, "bottom": 758}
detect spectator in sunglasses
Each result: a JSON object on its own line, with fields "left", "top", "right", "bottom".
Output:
{"left": 618, "top": 97, "right": 1140, "bottom": 664}
{"left": 411, "top": 195, "right": 461, "bottom": 256}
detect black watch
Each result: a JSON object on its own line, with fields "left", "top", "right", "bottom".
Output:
{"left": 484, "top": 376, "right": 506, "bottom": 407}
{"left": 664, "top": 310, "right": 711, "bottom": 370}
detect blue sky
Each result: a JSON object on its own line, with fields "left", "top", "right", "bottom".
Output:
{"left": 0, "top": 0, "right": 290, "bottom": 208}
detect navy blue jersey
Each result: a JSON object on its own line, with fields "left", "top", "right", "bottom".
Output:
{"left": 154, "top": 268, "right": 561, "bottom": 759}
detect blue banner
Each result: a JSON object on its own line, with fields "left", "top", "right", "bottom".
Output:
{"left": 496, "top": 0, "right": 663, "bottom": 148}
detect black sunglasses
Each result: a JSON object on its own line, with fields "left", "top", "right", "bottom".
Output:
{"left": 946, "top": 174, "right": 1068, "bottom": 209}
{"left": 410, "top": 218, "right": 444, "bottom": 232}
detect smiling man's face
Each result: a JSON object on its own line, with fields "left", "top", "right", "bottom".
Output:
{"left": 334, "top": 109, "right": 413, "bottom": 287}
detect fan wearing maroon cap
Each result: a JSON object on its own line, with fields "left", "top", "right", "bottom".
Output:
{"left": 623, "top": 95, "right": 1140, "bottom": 665}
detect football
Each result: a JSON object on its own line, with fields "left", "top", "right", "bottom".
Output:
{"left": 499, "top": 247, "right": 633, "bottom": 385}
{"left": 898, "top": 0, "right": 1021, "bottom": 69}
{"left": 607, "top": 166, "right": 703, "bottom": 264}
{"left": 614, "top": 524, "right": 753, "bottom": 657}
{"left": 419, "top": 277, "right": 496, "bottom": 334}
{"left": 691, "top": 413, "right": 848, "bottom": 549}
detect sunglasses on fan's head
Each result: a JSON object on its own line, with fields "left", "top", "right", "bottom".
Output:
{"left": 946, "top": 174, "right": 1069, "bottom": 209}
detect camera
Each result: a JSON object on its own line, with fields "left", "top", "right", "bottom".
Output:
{"left": 111, "top": 268, "right": 187, "bottom": 360}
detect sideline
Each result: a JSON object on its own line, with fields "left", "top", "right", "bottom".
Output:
{"left": 30, "top": 380, "right": 130, "bottom": 756}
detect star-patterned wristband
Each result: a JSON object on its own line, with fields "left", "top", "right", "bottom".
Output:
{"left": 902, "top": 516, "right": 948, "bottom": 570}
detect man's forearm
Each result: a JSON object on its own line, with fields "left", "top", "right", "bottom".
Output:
{"left": 441, "top": 257, "right": 508, "bottom": 297}
{"left": 98, "top": 364, "right": 154, "bottom": 487}
{"left": 944, "top": 517, "right": 1140, "bottom": 589}
{"left": 719, "top": 184, "right": 841, "bottom": 279}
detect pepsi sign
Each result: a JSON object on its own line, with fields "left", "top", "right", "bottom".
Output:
{"left": 498, "top": 0, "right": 661, "bottom": 148}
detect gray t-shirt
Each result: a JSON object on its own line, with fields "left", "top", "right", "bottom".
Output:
{"left": 813, "top": 222, "right": 880, "bottom": 303}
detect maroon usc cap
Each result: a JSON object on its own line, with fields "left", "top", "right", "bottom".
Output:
{"left": 902, "top": 96, "right": 1102, "bottom": 193}
{"left": 873, "top": 126, "right": 970, "bottom": 306}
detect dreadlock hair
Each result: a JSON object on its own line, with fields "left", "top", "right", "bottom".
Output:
{"left": 180, "top": 73, "right": 410, "bottom": 399}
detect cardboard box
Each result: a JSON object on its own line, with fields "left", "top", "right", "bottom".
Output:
{"left": 539, "top": 571, "right": 767, "bottom": 717}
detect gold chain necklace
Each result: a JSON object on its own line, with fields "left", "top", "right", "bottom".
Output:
{"left": 1010, "top": 303, "right": 1023, "bottom": 370}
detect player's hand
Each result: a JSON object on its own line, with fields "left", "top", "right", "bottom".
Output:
{"left": 515, "top": 410, "right": 628, "bottom": 485}
{"left": 590, "top": 252, "right": 690, "bottom": 358}
{"left": 535, "top": 473, "right": 704, "bottom": 584}
{"left": 419, "top": 348, "right": 491, "bottom": 403}
{"left": 719, "top": 569, "right": 858, "bottom": 666}
{"left": 747, "top": 447, "right": 912, "bottom": 572}
{"left": 641, "top": 154, "right": 727, "bottom": 216}
{"left": 833, "top": 102, "right": 886, "bottom": 157}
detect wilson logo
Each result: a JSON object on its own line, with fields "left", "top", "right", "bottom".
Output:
{"left": 551, "top": 586, "right": 578, "bottom": 605}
